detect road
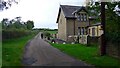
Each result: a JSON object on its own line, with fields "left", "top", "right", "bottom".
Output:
{"left": 22, "top": 32, "right": 93, "bottom": 66}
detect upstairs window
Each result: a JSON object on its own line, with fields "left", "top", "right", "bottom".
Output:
{"left": 80, "top": 14, "right": 83, "bottom": 21}
{"left": 77, "top": 13, "right": 87, "bottom": 22}
{"left": 84, "top": 14, "right": 87, "bottom": 21}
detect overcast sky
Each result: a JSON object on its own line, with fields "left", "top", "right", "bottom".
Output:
{"left": 0, "top": 0, "right": 86, "bottom": 29}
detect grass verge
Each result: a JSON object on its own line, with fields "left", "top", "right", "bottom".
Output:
{"left": 51, "top": 43, "right": 120, "bottom": 67}
{"left": 2, "top": 32, "right": 38, "bottom": 66}
{"left": 0, "top": 41, "right": 2, "bottom": 67}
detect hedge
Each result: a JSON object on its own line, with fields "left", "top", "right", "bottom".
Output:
{"left": 2, "top": 29, "right": 32, "bottom": 40}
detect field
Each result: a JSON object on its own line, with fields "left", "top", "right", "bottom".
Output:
{"left": 2, "top": 32, "right": 37, "bottom": 66}
{"left": 51, "top": 43, "right": 120, "bottom": 67}
{"left": 40, "top": 30, "right": 57, "bottom": 34}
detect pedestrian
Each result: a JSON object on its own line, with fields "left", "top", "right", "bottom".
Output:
{"left": 41, "top": 33, "right": 43, "bottom": 39}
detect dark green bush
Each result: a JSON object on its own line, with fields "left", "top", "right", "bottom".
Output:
{"left": 2, "top": 29, "right": 32, "bottom": 40}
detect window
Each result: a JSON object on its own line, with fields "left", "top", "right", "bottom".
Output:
{"left": 78, "top": 27, "right": 81, "bottom": 35}
{"left": 81, "top": 14, "right": 83, "bottom": 21}
{"left": 92, "top": 28, "right": 95, "bottom": 36}
{"left": 77, "top": 13, "right": 87, "bottom": 22}
{"left": 81, "top": 27, "right": 84, "bottom": 35}
{"left": 84, "top": 14, "right": 87, "bottom": 21}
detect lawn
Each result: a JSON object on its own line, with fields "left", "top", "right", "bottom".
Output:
{"left": 2, "top": 32, "right": 38, "bottom": 66}
{"left": 51, "top": 43, "right": 120, "bottom": 67}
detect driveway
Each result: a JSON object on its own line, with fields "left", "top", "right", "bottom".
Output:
{"left": 22, "top": 32, "right": 93, "bottom": 66}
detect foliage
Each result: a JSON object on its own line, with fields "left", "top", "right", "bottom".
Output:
{"left": 1, "top": 17, "right": 34, "bottom": 30}
{"left": 87, "top": 1, "right": 120, "bottom": 44}
{"left": 26, "top": 20, "right": 34, "bottom": 30}
{"left": 43, "top": 31, "right": 51, "bottom": 38}
{"left": 2, "top": 31, "right": 38, "bottom": 66}
{"left": 0, "top": 0, "right": 19, "bottom": 11}
{"left": 0, "top": 41, "right": 2, "bottom": 67}
{"left": 51, "top": 43, "right": 120, "bottom": 67}
{"left": 105, "top": 2, "right": 120, "bottom": 45}
{"left": 2, "top": 29, "right": 31, "bottom": 40}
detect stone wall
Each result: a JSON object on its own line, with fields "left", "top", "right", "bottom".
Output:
{"left": 87, "top": 36, "right": 99, "bottom": 45}
{"left": 106, "top": 43, "right": 120, "bottom": 59}
{"left": 79, "top": 35, "right": 88, "bottom": 44}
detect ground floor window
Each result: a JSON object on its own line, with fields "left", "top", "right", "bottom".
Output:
{"left": 92, "top": 28, "right": 95, "bottom": 36}
{"left": 78, "top": 27, "right": 87, "bottom": 35}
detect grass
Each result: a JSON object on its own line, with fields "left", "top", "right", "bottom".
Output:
{"left": 0, "top": 41, "right": 2, "bottom": 67}
{"left": 2, "top": 32, "right": 38, "bottom": 66}
{"left": 51, "top": 43, "right": 120, "bottom": 67}
{"left": 41, "top": 30, "right": 57, "bottom": 34}
{"left": 46, "top": 31, "right": 57, "bottom": 34}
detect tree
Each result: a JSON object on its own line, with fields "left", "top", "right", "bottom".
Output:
{"left": 0, "top": 0, "right": 19, "bottom": 11}
{"left": 26, "top": 20, "right": 34, "bottom": 30}
{"left": 87, "top": 1, "right": 120, "bottom": 55}
{"left": 1, "top": 18, "right": 9, "bottom": 29}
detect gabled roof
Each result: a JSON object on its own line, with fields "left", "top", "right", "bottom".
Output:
{"left": 72, "top": 6, "right": 88, "bottom": 14}
{"left": 60, "top": 5, "right": 81, "bottom": 18}
{"left": 56, "top": 5, "right": 87, "bottom": 23}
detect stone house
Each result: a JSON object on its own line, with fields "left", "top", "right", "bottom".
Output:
{"left": 56, "top": 5, "right": 89, "bottom": 43}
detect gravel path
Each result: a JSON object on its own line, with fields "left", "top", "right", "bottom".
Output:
{"left": 22, "top": 32, "right": 93, "bottom": 66}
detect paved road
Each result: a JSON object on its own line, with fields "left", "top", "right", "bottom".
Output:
{"left": 22, "top": 32, "right": 93, "bottom": 66}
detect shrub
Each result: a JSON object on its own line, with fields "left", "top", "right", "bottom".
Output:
{"left": 2, "top": 29, "right": 31, "bottom": 40}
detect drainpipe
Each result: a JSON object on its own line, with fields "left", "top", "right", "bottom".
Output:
{"left": 73, "top": 13, "right": 75, "bottom": 35}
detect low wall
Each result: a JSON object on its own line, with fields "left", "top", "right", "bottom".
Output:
{"left": 106, "top": 43, "right": 120, "bottom": 59}
{"left": 87, "top": 36, "right": 99, "bottom": 45}
{"left": 79, "top": 35, "right": 88, "bottom": 44}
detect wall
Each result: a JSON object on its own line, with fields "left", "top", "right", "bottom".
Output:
{"left": 79, "top": 35, "right": 88, "bottom": 44}
{"left": 58, "top": 9, "right": 67, "bottom": 41}
{"left": 106, "top": 42, "right": 120, "bottom": 59}
{"left": 66, "top": 19, "right": 75, "bottom": 42}
{"left": 87, "top": 36, "right": 99, "bottom": 45}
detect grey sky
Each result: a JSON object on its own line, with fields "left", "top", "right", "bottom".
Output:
{"left": 0, "top": 0, "right": 86, "bottom": 29}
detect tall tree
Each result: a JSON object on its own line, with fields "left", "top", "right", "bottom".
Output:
{"left": 87, "top": 1, "right": 120, "bottom": 55}
{"left": 1, "top": 18, "right": 9, "bottom": 29}
{"left": 26, "top": 20, "right": 34, "bottom": 30}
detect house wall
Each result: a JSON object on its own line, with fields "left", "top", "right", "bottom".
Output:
{"left": 66, "top": 19, "right": 89, "bottom": 42}
{"left": 58, "top": 9, "right": 67, "bottom": 41}
{"left": 66, "top": 19, "right": 75, "bottom": 42}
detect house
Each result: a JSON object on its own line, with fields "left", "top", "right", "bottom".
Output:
{"left": 56, "top": 5, "right": 89, "bottom": 43}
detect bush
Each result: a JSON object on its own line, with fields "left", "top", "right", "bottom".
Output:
{"left": 2, "top": 29, "right": 32, "bottom": 40}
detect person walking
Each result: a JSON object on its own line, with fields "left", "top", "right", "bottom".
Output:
{"left": 41, "top": 33, "right": 43, "bottom": 39}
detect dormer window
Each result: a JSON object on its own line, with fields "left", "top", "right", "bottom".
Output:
{"left": 73, "top": 7, "right": 88, "bottom": 22}
{"left": 77, "top": 13, "right": 87, "bottom": 21}
{"left": 81, "top": 14, "right": 83, "bottom": 21}
{"left": 84, "top": 14, "right": 87, "bottom": 21}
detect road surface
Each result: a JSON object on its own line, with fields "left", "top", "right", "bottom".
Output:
{"left": 22, "top": 32, "right": 93, "bottom": 66}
